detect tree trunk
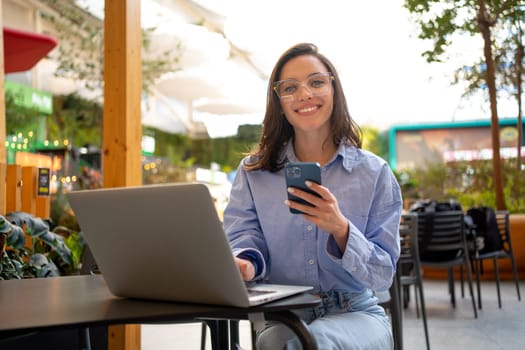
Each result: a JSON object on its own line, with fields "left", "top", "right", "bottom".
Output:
{"left": 477, "top": 1, "right": 507, "bottom": 210}
{"left": 515, "top": 39, "right": 523, "bottom": 172}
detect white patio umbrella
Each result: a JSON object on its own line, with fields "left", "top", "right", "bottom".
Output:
{"left": 154, "top": 67, "right": 229, "bottom": 101}
{"left": 144, "top": 22, "right": 230, "bottom": 70}
{"left": 153, "top": 57, "right": 266, "bottom": 137}
{"left": 141, "top": 94, "right": 188, "bottom": 134}
{"left": 193, "top": 97, "right": 264, "bottom": 115}
{"left": 141, "top": 91, "right": 209, "bottom": 138}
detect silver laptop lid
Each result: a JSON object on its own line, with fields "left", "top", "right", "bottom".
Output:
{"left": 67, "top": 183, "right": 253, "bottom": 307}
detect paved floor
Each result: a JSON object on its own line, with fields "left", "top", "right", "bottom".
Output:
{"left": 141, "top": 279, "right": 525, "bottom": 350}
{"left": 403, "top": 279, "right": 525, "bottom": 350}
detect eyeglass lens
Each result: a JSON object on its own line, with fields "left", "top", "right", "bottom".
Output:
{"left": 275, "top": 73, "right": 332, "bottom": 99}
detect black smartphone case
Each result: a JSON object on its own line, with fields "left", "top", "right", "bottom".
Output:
{"left": 285, "top": 162, "right": 322, "bottom": 214}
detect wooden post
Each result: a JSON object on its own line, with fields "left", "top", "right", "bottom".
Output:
{"left": 21, "top": 166, "right": 38, "bottom": 215}
{"left": 6, "top": 164, "right": 22, "bottom": 213}
{"left": 103, "top": 0, "right": 143, "bottom": 189}
{"left": 35, "top": 196, "right": 50, "bottom": 219}
{"left": 104, "top": 0, "right": 142, "bottom": 349}
{"left": 0, "top": 2, "right": 7, "bottom": 215}
{"left": 0, "top": 163, "right": 6, "bottom": 214}
{"left": 108, "top": 323, "right": 142, "bottom": 350}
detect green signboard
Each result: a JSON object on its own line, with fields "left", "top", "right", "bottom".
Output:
{"left": 4, "top": 79, "right": 53, "bottom": 114}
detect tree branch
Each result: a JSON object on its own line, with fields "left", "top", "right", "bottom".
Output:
{"left": 493, "top": 0, "right": 518, "bottom": 22}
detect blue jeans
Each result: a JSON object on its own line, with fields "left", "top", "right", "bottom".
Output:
{"left": 256, "top": 289, "right": 393, "bottom": 350}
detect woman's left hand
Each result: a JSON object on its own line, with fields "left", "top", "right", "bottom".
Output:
{"left": 285, "top": 181, "right": 349, "bottom": 250}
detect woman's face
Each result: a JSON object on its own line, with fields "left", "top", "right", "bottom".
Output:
{"left": 277, "top": 55, "right": 334, "bottom": 136}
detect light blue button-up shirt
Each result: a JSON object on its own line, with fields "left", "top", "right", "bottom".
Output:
{"left": 223, "top": 141, "right": 402, "bottom": 293}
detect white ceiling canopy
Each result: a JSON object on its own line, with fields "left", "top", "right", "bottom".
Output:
{"left": 70, "top": 0, "right": 268, "bottom": 137}
{"left": 143, "top": 7, "right": 230, "bottom": 71}
{"left": 155, "top": 58, "right": 266, "bottom": 102}
{"left": 145, "top": 27, "right": 230, "bottom": 70}
{"left": 142, "top": 94, "right": 188, "bottom": 134}
{"left": 193, "top": 97, "right": 264, "bottom": 115}
{"left": 155, "top": 67, "right": 229, "bottom": 101}
{"left": 36, "top": 59, "right": 102, "bottom": 102}
{"left": 142, "top": 91, "right": 209, "bottom": 138}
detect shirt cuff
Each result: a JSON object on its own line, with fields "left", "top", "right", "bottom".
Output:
{"left": 235, "top": 248, "right": 265, "bottom": 280}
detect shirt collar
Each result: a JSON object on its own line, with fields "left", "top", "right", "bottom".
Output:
{"left": 280, "top": 138, "right": 359, "bottom": 172}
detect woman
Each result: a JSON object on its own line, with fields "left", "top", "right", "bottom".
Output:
{"left": 223, "top": 43, "right": 402, "bottom": 349}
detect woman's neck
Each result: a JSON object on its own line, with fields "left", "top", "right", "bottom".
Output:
{"left": 293, "top": 136, "right": 336, "bottom": 166}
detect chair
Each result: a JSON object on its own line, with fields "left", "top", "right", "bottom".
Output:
{"left": 416, "top": 210, "right": 478, "bottom": 318}
{"left": 200, "top": 320, "right": 240, "bottom": 350}
{"left": 79, "top": 245, "right": 100, "bottom": 350}
{"left": 470, "top": 210, "right": 521, "bottom": 309}
{"left": 377, "top": 270, "right": 403, "bottom": 350}
{"left": 398, "top": 213, "right": 430, "bottom": 350}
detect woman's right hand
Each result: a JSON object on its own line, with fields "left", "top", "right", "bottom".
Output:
{"left": 235, "top": 257, "right": 255, "bottom": 281}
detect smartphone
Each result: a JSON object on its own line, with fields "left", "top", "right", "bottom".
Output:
{"left": 285, "top": 162, "right": 322, "bottom": 214}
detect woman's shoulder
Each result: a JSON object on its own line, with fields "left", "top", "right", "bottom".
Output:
{"left": 340, "top": 143, "right": 387, "bottom": 167}
{"left": 240, "top": 154, "right": 260, "bottom": 168}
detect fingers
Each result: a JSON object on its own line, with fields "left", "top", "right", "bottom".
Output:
{"left": 286, "top": 182, "right": 330, "bottom": 213}
{"left": 285, "top": 184, "right": 347, "bottom": 237}
{"left": 235, "top": 257, "right": 255, "bottom": 281}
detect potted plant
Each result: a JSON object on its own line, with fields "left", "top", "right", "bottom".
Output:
{"left": 0, "top": 211, "right": 84, "bottom": 280}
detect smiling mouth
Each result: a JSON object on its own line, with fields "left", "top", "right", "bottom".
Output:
{"left": 295, "top": 105, "right": 320, "bottom": 114}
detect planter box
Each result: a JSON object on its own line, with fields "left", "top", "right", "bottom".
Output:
{"left": 423, "top": 213, "right": 525, "bottom": 281}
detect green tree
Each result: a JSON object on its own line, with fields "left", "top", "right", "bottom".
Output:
{"left": 454, "top": 20, "right": 524, "bottom": 172}
{"left": 5, "top": 92, "right": 42, "bottom": 137}
{"left": 499, "top": 28, "right": 524, "bottom": 171}
{"left": 398, "top": 157, "right": 524, "bottom": 212}
{"left": 47, "top": 94, "right": 103, "bottom": 148}
{"left": 404, "top": 0, "right": 525, "bottom": 210}
{"left": 39, "top": 0, "right": 180, "bottom": 97}
{"left": 361, "top": 126, "right": 390, "bottom": 161}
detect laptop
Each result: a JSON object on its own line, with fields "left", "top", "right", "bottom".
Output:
{"left": 67, "top": 183, "right": 313, "bottom": 308}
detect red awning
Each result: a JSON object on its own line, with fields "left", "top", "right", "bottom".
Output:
{"left": 3, "top": 26, "right": 58, "bottom": 73}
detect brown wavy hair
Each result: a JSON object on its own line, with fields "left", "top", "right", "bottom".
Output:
{"left": 245, "top": 43, "right": 362, "bottom": 172}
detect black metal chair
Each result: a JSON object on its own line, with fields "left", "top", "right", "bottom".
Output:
{"left": 79, "top": 244, "right": 100, "bottom": 350}
{"left": 398, "top": 213, "right": 430, "bottom": 350}
{"left": 378, "top": 268, "right": 403, "bottom": 350}
{"left": 200, "top": 320, "right": 240, "bottom": 350}
{"left": 416, "top": 210, "right": 478, "bottom": 318}
{"left": 469, "top": 210, "right": 521, "bottom": 309}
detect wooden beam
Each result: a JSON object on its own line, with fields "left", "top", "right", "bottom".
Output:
{"left": 108, "top": 322, "right": 142, "bottom": 350}
{"left": 103, "top": 0, "right": 142, "bottom": 189}
{"left": 104, "top": 0, "right": 142, "bottom": 349}
{"left": 0, "top": 163, "right": 6, "bottom": 214}
{"left": 21, "top": 166, "right": 37, "bottom": 215}
{"left": 0, "top": 1, "right": 7, "bottom": 215}
{"left": 6, "top": 164, "right": 22, "bottom": 212}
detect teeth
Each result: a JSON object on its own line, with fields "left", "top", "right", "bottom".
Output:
{"left": 297, "top": 106, "right": 317, "bottom": 113}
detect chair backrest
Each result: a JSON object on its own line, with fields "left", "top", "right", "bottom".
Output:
{"left": 377, "top": 271, "right": 403, "bottom": 350}
{"left": 399, "top": 213, "right": 421, "bottom": 273}
{"left": 466, "top": 206, "right": 503, "bottom": 253}
{"left": 495, "top": 210, "right": 512, "bottom": 253}
{"left": 416, "top": 210, "right": 466, "bottom": 262}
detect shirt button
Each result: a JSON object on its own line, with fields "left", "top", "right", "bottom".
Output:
{"left": 309, "top": 259, "right": 315, "bottom": 265}
{"left": 307, "top": 225, "right": 313, "bottom": 231}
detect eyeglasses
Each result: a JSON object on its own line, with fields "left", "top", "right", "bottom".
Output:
{"left": 273, "top": 72, "right": 333, "bottom": 101}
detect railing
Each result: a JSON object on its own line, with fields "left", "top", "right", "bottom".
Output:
{"left": 1, "top": 163, "right": 50, "bottom": 218}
